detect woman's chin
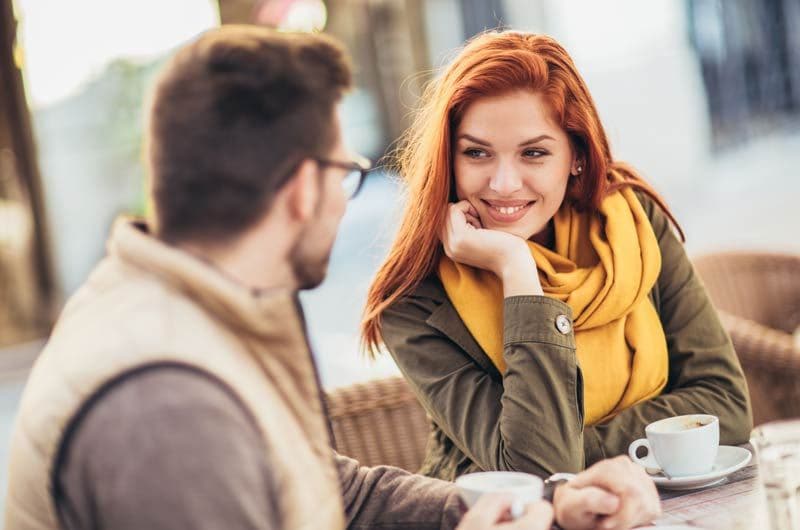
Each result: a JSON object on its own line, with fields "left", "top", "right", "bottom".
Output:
{"left": 485, "top": 223, "right": 535, "bottom": 240}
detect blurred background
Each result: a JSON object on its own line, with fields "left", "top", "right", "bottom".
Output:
{"left": 1, "top": 0, "right": 800, "bottom": 511}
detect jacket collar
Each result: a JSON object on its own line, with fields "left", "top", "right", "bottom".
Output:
{"left": 107, "top": 218, "right": 303, "bottom": 342}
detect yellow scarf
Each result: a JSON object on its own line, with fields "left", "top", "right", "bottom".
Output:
{"left": 438, "top": 184, "right": 668, "bottom": 425}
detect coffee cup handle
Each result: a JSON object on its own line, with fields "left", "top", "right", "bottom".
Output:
{"left": 628, "top": 438, "right": 651, "bottom": 467}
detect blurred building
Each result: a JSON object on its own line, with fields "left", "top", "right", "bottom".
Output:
{"left": 1, "top": 0, "right": 799, "bottom": 384}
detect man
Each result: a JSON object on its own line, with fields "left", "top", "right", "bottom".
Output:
{"left": 5, "top": 25, "right": 660, "bottom": 530}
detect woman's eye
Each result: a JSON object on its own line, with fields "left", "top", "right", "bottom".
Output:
{"left": 523, "top": 149, "right": 546, "bottom": 158}
{"left": 463, "top": 148, "right": 487, "bottom": 159}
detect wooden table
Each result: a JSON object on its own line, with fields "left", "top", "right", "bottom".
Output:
{"left": 652, "top": 446, "right": 769, "bottom": 528}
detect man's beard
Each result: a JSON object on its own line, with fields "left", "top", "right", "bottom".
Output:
{"left": 288, "top": 222, "right": 332, "bottom": 290}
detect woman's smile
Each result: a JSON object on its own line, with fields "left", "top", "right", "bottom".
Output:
{"left": 480, "top": 198, "right": 536, "bottom": 224}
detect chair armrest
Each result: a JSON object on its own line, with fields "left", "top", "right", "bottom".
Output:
{"left": 720, "top": 311, "right": 800, "bottom": 372}
{"left": 325, "top": 376, "right": 422, "bottom": 418}
{"left": 324, "top": 376, "right": 429, "bottom": 471}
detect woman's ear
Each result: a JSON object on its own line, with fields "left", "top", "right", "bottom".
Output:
{"left": 570, "top": 157, "right": 584, "bottom": 176}
{"left": 284, "top": 159, "right": 320, "bottom": 222}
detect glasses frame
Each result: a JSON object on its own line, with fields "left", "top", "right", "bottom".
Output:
{"left": 315, "top": 154, "right": 373, "bottom": 199}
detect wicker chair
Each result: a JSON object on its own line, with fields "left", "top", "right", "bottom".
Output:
{"left": 325, "top": 376, "right": 429, "bottom": 472}
{"left": 693, "top": 251, "right": 800, "bottom": 425}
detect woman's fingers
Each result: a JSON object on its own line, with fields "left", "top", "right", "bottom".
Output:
{"left": 440, "top": 200, "right": 531, "bottom": 280}
{"left": 445, "top": 201, "right": 478, "bottom": 249}
{"left": 452, "top": 200, "right": 483, "bottom": 229}
{"left": 444, "top": 201, "right": 469, "bottom": 239}
{"left": 452, "top": 199, "right": 475, "bottom": 213}
{"left": 441, "top": 202, "right": 466, "bottom": 250}
{"left": 465, "top": 213, "right": 481, "bottom": 229}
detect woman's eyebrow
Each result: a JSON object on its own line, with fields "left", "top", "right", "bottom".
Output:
{"left": 456, "top": 133, "right": 556, "bottom": 146}
{"left": 456, "top": 133, "right": 491, "bottom": 146}
{"left": 518, "top": 135, "right": 555, "bottom": 146}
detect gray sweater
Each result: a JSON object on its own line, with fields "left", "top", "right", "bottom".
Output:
{"left": 54, "top": 366, "right": 464, "bottom": 529}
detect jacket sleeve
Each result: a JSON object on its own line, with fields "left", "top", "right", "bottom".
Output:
{"left": 582, "top": 195, "right": 753, "bottom": 463}
{"left": 382, "top": 292, "right": 586, "bottom": 477}
{"left": 336, "top": 452, "right": 463, "bottom": 529}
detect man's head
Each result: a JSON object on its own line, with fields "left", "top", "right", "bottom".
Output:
{"left": 147, "top": 25, "right": 355, "bottom": 288}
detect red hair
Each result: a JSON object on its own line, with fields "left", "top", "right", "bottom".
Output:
{"left": 361, "top": 31, "right": 683, "bottom": 354}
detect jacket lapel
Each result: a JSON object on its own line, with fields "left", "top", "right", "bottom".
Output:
{"left": 426, "top": 296, "right": 503, "bottom": 382}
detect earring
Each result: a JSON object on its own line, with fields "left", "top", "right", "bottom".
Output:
{"left": 575, "top": 166, "right": 583, "bottom": 175}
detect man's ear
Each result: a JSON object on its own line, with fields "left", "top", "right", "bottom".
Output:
{"left": 284, "top": 159, "right": 320, "bottom": 223}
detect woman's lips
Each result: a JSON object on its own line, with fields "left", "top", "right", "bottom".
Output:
{"left": 481, "top": 199, "right": 535, "bottom": 224}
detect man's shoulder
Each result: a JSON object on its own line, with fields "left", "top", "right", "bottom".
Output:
{"left": 33, "top": 258, "right": 246, "bottom": 397}
{"left": 60, "top": 256, "right": 216, "bottom": 345}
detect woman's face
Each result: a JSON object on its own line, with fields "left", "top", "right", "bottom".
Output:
{"left": 453, "top": 90, "right": 579, "bottom": 241}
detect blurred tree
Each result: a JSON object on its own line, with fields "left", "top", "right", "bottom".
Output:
{"left": 218, "top": 0, "right": 256, "bottom": 23}
{"left": 0, "top": 0, "right": 55, "bottom": 346}
{"left": 99, "top": 58, "right": 164, "bottom": 216}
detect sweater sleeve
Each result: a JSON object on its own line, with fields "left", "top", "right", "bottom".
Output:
{"left": 54, "top": 364, "right": 467, "bottom": 530}
{"left": 336, "top": 452, "right": 464, "bottom": 529}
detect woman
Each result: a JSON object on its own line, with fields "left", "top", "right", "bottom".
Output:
{"left": 361, "top": 31, "right": 752, "bottom": 480}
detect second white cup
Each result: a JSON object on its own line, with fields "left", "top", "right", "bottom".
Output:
{"left": 455, "top": 471, "right": 543, "bottom": 518}
{"left": 628, "top": 414, "right": 719, "bottom": 477}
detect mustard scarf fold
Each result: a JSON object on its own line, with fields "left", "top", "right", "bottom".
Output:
{"left": 439, "top": 182, "right": 668, "bottom": 425}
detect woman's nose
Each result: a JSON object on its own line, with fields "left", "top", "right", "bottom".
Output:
{"left": 489, "top": 161, "right": 523, "bottom": 195}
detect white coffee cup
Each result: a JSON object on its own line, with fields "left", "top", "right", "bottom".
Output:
{"left": 455, "top": 471, "right": 543, "bottom": 518}
{"left": 628, "top": 414, "right": 719, "bottom": 477}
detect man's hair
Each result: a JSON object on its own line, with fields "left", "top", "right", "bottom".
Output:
{"left": 147, "top": 25, "right": 352, "bottom": 244}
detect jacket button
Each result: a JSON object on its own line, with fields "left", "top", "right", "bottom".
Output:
{"left": 555, "top": 315, "right": 572, "bottom": 334}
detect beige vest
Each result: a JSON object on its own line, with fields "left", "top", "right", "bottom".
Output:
{"left": 4, "top": 219, "right": 345, "bottom": 530}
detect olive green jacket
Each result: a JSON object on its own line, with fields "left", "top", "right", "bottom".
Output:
{"left": 381, "top": 194, "right": 753, "bottom": 481}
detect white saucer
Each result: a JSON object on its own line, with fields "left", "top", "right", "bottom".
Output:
{"left": 641, "top": 445, "right": 752, "bottom": 490}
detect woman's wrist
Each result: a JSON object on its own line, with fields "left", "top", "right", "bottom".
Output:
{"left": 499, "top": 246, "right": 543, "bottom": 297}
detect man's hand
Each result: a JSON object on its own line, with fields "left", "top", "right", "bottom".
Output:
{"left": 552, "top": 483, "right": 620, "bottom": 529}
{"left": 555, "top": 456, "right": 661, "bottom": 530}
{"left": 456, "top": 493, "right": 554, "bottom": 530}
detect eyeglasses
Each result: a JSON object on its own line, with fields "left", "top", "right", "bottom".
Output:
{"left": 315, "top": 154, "right": 373, "bottom": 199}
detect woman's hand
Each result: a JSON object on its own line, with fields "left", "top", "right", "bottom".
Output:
{"left": 552, "top": 483, "right": 620, "bottom": 530}
{"left": 554, "top": 456, "right": 661, "bottom": 530}
{"left": 456, "top": 493, "right": 554, "bottom": 530}
{"left": 441, "top": 201, "right": 543, "bottom": 296}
